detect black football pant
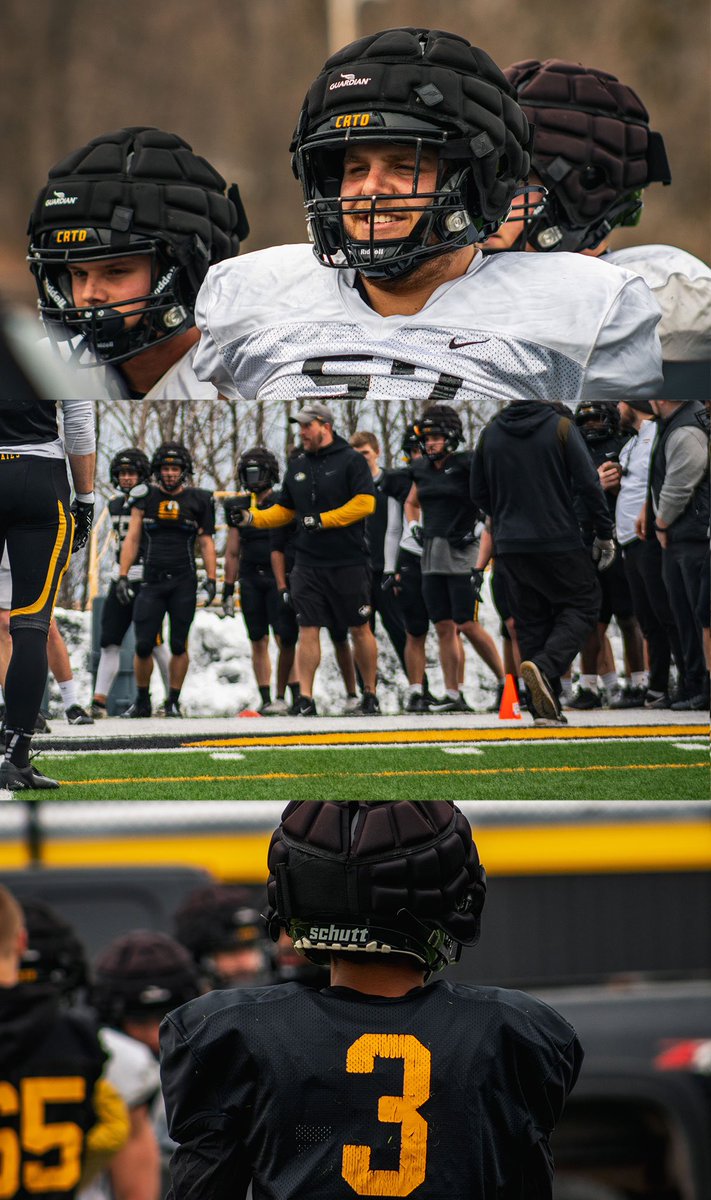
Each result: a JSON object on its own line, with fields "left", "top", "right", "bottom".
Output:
{"left": 369, "top": 569, "right": 408, "bottom": 672}
{"left": 621, "top": 537, "right": 683, "bottom": 694}
{"left": 498, "top": 549, "right": 600, "bottom": 696}
{"left": 133, "top": 571, "right": 196, "bottom": 658}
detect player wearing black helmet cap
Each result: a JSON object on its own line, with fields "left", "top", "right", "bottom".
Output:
{"left": 485, "top": 59, "right": 710, "bottom": 399}
{"left": 193, "top": 28, "right": 661, "bottom": 403}
{"left": 222, "top": 448, "right": 298, "bottom": 714}
{"left": 90, "top": 448, "right": 170, "bottom": 718}
{"left": 117, "top": 443, "right": 216, "bottom": 718}
{"left": 160, "top": 801, "right": 582, "bottom": 1200}
{"left": 28, "top": 126, "right": 248, "bottom": 400}
{"left": 174, "top": 885, "right": 271, "bottom": 988}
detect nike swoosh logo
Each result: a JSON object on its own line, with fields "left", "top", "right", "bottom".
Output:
{"left": 449, "top": 337, "right": 491, "bottom": 349}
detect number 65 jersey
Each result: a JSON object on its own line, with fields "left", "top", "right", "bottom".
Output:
{"left": 193, "top": 243, "right": 663, "bottom": 403}
{"left": 160, "top": 978, "right": 582, "bottom": 1200}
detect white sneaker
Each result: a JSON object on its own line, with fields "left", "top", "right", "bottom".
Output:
{"left": 259, "top": 698, "right": 290, "bottom": 715}
{"left": 342, "top": 695, "right": 361, "bottom": 713}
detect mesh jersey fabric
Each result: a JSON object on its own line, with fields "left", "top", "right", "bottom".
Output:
{"left": 193, "top": 243, "right": 662, "bottom": 402}
{"left": 161, "top": 977, "right": 582, "bottom": 1200}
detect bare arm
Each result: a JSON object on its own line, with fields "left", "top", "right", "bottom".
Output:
{"left": 403, "top": 482, "right": 420, "bottom": 525}
{"left": 109, "top": 1105, "right": 161, "bottom": 1200}
{"left": 223, "top": 528, "right": 240, "bottom": 585}
{"left": 270, "top": 548, "right": 287, "bottom": 591}
{"left": 67, "top": 451, "right": 96, "bottom": 496}
{"left": 198, "top": 533, "right": 217, "bottom": 579}
{"left": 118, "top": 508, "right": 144, "bottom": 575}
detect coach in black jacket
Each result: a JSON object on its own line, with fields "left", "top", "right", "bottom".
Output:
{"left": 227, "top": 402, "right": 377, "bottom": 716}
{"left": 470, "top": 401, "right": 614, "bottom": 725}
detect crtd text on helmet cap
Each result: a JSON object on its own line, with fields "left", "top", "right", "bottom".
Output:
{"left": 290, "top": 28, "right": 531, "bottom": 279}
{"left": 505, "top": 59, "right": 671, "bottom": 252}
{"left": 28, "top": 126, "right": 249, "bottom": 365}
{"left": 265, "top": 800, "right": 486, "bottom": 975}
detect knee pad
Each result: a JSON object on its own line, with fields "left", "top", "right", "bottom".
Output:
{"left": 134, "top": 641, "right": 155, "bottom": 660}
{"left": 169, "top": 637, "right": 187, "bottom": 656}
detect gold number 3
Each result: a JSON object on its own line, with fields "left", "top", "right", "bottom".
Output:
{"left": 342, "top": 1033, "right": 431, "bottom": 1197}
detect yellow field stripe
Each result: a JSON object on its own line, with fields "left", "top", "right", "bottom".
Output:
{"left": 12, "top": 819, "right": 710, "bottom": 878}
{"left": 54, "top": 761, "right": 707, "bottom": 786}
{"left": 184, "top": 724, "right": 708, "bottom": 749}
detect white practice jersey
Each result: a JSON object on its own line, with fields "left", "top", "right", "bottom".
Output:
{"left": 604, "top": 244, "right": 711, "bottom": 362}
{"left": 102, "top": 344, "right": 220, "bottom": 400}
{"left": 194, "top": 243, "right": 663, "bottom": 403}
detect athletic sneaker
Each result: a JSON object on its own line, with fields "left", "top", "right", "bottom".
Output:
{"left": 260, "top": 698, "right": 290, "bottom": 715}
{"left": 296, "top": 697, "right": 318, "bottom": 717}
{"left": 90, "top": 702, "right": 108, "bottom": 719}
{"left": 34, "top": 710, "right": 51, "bottom": 733}
{"left": 533, "top": 713, "right": 569, "bottom": 728}
{"left": 354, "top": 692, "right": 381, "bottom": 716}
{"left": 342, "top": 694, "right": 361, "bottom": 713}
{"left": 162, "top": 698, "right": 183, "bottom": 718}
{"left": 405, "top": 692, "right": 429, "bottom": 714}
{"left": 521, "top": 661, "right": 564, "bottom": 722}
{"left": 566, "top": 686, "right": 602, "bottom": 711}
{"left": 670, "top": 692, "right": 710, "bottom": 711}
{"left": 120, "top": 696, "right": 152, "bottom": 719}
{"left": 0, "top": 760, "right": 59, "bottom": 791}
{"left": 609, "top": 685, "right": 647, "bottom": 709}
{"left": 429, "top": 693, "right": 473, "bottom": 714}
{"left": 644, "top": 689, "right": 672, "bottom": 709}
{"left": 66, "top": 704, "right": 94, "bottom": 725}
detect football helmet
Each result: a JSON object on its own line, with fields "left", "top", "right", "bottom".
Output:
{"left": 414, "top": 403, "right": 464, "bottom": 459}
{"left": 400, "top": 422, "right": 421, "bottom": 464}
{"left": 290, "top": 28, "right": 530, "bottom": 279}
{"left": 237, "top": 446, "right": 280, "bottom": 493}
{"left": 504, "top": 59, "right": 671, "bottom": 252}
{"left": 151, "top": 442, "right": 192, "bottom": 490}
{"left": 174, "top": 885, "right": 271, "bottom": 987}
{"left": 19, "top": 900, "right": 89, "bottom": 998}
{"left": 265, "top": 801, "right": 486, "bottom": 976}
{"left": 28, "top": 126, "right": 249, "bottom": 365}
{"left": 91, "top": 930, "right": 200, "bottom": 1026}
{"left": 110, "top": 447, "right": 151, "bottom": 492}
{"left": 574, "top": 401, "right": 621, "bottom": 442}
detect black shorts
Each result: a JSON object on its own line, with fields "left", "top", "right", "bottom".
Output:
{"left": 290, "top": 561, "right": 372, "bottom": 629}
{"left": 240, "top": 570, "right": 297, "bottom": 647}
{"left": 133, "top": 571, "right": 196, "bottom": 658}
{"left": 421, "top": 573, "right": 479, "bottom": 626}
{"left": 0, "top": 456, "right": 72, "bottom": 634}
{"left": 598, "top": 550, "right": 634, "bottom": 624}
{"left": 397, "top": 549, "right": 429, "bottom": 638}
{"left": 101, "top": 579, "right": 139, "bottom": 647}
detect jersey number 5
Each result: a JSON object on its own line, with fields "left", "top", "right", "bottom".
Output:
{"left": 342, "top": 1033, "right": 431, "bottom": 1198}
{"left": 0, "top": 1077, "right": 86, "bottom": 1197}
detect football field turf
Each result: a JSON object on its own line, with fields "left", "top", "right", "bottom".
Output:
{"left": 31, "top": 724, "right": 708, "bottom": 801}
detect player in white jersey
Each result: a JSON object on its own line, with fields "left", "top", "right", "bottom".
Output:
{"left": 27, "top": 126, "right": 249, "bottom": 400}
{"left": 484, "top": 58, "right": 710, "bottom": 398}
{"left": 193, "top": 27, "right": 662, "bottom": 403}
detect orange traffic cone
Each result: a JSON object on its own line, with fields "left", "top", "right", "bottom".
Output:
{"left": 498, "top": 674, "right": 521, "bottom": 720}
{"left": 238, "top": 708, "right": 261, "bottom": 718}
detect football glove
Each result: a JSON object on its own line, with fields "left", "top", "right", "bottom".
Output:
{"left": 592, "top": 537, "right": 616, "bottom": 571}
{"left": 224, "top": 496, "right": 253, "bottom": 527}
{"left": 222, "top": 582, "right": 236, "bottom": 617}
{"left": 408, "top": 521, "right": 424, "bottom": 547}
{"left": 280, "top": 589, "right": 293, "bottom": 609}
{"left": 300, "top": 513, "right": 323, "bottom": 533}
{"left": 71, "top": 500, "right": 94, "bottom": 551}
{"left": 199, "top": 578, "right": 217, "bottom": 606}
{"left": 381, "top": 572, "right": 397, "bottom": 593}
{"left": 115, "top": 576, "right": 135, "bottom": 606}
{"left": 470, "top": 567, "right": 485, "bottom": 602}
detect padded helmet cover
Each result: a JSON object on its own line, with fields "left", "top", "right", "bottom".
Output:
{"left": 110, "top": 447, "right": 151, "bottom": 490}
{"left": 506, "top": 59, "right": 670, "bottom": 248}
{"left": 291, "top": 29, "right": 531, "bottom": 275}
{"left": 92, "top": 930, "right": 200, "bottom": 1022}
{"left": 266, "top": 801, "right": 486, "bottom": 970}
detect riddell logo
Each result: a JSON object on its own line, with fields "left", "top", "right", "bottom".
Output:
{"left": 329, "top": 71, "right": 371, "bottom": 90}
{"left": 44, "top": 190, "right": 79, "bottom": 207}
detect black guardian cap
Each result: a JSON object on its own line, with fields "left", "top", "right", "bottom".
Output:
{"left": 28, "top": 126, "right": 249, "bottom": 364}
{"left": 151, "top": 442, "right": 192, "bottom": 490}
{"left": 110, "top": 447, "right": 151, "bottom": 491}
{"left": 414, "top": 404, "right": 464, "bottom": 458}
{"left": 291, "top": 28, "right": 530, "bottom": 279}
{"left": 266, "top": 801, "right": 486, "bottom": 976}
{"left": 237, "top": 446, "right": 280, "bottom": 493}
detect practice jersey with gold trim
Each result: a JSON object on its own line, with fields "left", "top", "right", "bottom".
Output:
{"left": 161, "top": 978, "right": 582, "bottom": 1200}
{"left": 193, "top": 244, "right": 662, "bottom": 403}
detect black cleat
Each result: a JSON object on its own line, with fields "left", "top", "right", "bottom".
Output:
{"left": 566, "top": 686, "right": 602, "bottom": 711}
{"left": 429, "top": 693, "right": 473, "bottom": 714}
{"left": 120, "top": 696, "right": 152, "bottom": 719}
{"left": 354, "top": 692, "right": 381, "bottom": 716}
{"left": 66, "top": 704, "right": 94, "bottom": 725}
{"left": 0, "top": 760, "right": 59, "bottom": 791}
{"left": 296, "top": 697, "right": 318, "bottom": 717}
{"left": 405, "top": 692, "right": 429, "bottom": 714}
{"left": 162, "top": 698, "right": 183, "bottom": 718}
{"left": 34, "top": 710, "right": 52, "bottom": 733}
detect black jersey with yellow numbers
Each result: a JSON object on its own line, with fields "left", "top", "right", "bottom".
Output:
{"left": 131, "top": 486, "right": 215, "bottom": 579}
{"left": 0, "top": 983, "right": 106, "bottom": 1200}
{"left": 411, "top": 452, "right": 481, "bottom": 543}
{"left": 108, "top": 495, "right": 147, "bottom": 566}
{"left": 161, "top": 977, "right": 582, "bottom": 1200}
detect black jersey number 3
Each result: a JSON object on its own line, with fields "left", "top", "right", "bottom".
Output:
{"left": 342, "top": 1034, "right": 431, "bottom": 1197}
